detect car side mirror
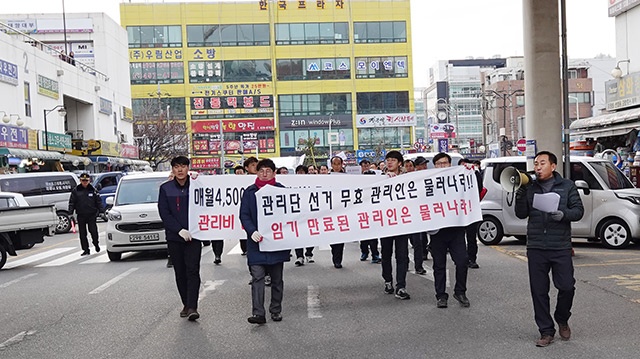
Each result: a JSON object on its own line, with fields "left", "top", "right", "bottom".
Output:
{"left": 96, "top": 183, "right": 102, "bottom": 191}
{"left": 575, "top": 180, "right": 590, "bottom": 195}
{"left": 106, "top": 196, "right": 114, "bottom": 206}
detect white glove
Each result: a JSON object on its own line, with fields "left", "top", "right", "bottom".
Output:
{"left": 178, "top": 229, "right": 192, "bottom": 241}
{"left": 251, "top": 231, "right": 263, "bottom": 243}
{"left": 549, "top": 211, "right": 564, "bottom": 221}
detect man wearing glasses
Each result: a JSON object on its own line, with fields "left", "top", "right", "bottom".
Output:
{"left": 429, "top": 153, "right": 471, "bottom": 309}
{"left": 68, "top": 172, "right": 103, "bottom": 256}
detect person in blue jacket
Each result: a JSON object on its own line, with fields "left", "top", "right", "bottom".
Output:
{"left": 240, "top": 158, "right": 291, "bottom": 324}
{"left": 158, "top": 155, "right": 201, "bottom": 322}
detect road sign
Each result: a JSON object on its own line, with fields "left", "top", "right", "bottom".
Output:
{"left": 516, "top": 138, "right": 527, "bottom": 152}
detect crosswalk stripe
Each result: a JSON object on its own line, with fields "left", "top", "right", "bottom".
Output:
{"left": 36, "top": 251, "right": 94, "bottom": 267}
{"left": 3, "top": 247, "right": 76, "bottom": 269}
{"left": 80, "top": 253, "right": 110, "bottom": 264}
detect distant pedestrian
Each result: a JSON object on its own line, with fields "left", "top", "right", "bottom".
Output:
{"left": 68, "top": 172, "right": 102, "bottom": 256}
{"left": 515, "top": 151, "right": 584, "bottom": 347}
{"left": 329, "top": 157, "right": 346, "bottom": 268}
{"left": 158, "top": 156, "right": 202, "bottom": 321}
{"left": 240, "top": 158, "right": 291, "bottom": 324}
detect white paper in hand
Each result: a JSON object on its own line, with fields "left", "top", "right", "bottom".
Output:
{"left": 532, "top": 192, "right": 560, "bottom": 213}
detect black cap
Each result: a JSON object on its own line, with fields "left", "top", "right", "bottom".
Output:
{"left": 385, "top": 150, "right": 403, "bottom": 163}
{"left": 414, "top": 156, "right": 428, "bottom": 166}
{"left": 79, "top": 173, "right": 91, "bottom": 180}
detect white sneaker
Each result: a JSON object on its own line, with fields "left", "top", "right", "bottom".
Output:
{"left": 306, "top": 256, "right": 314, "bottom": 263}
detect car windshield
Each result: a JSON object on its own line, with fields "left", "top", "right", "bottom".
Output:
{"left": 588, "top": 161, "right": 635, "bottom": 190}
{"left": 115, "top": 177, "right": 165, "bottom": 206}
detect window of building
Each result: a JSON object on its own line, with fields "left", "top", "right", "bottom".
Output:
{"left": 278, "top": 93, "right": 352, "bottom": 116}
{"left": 186, "top": 24, "right": 270, "bottom": 47}
{"left": 276, "top": 58, "right": 350, "bottom": 80}
{"left": 130, "top": 62, "right": 184, "bottom": 84}
{"left": 132, "top": 98, "right": 186, "bottom": 120}
{"left": 353, "top": 21, "right": 406, "bottom": 43}
{"left": 356, "top": 91, "right": 409, "bottom": 114}
{"left": 127, "top": 26, "right": 182, "bottom": 48}
{"left": 355, "top": 56, "right": 407, "bottom": 79}
{"left": 357, "top": 127, "right": 410, "bottom": 148}
{"left": 569, "top": 92, "right": 591, "bottom": 103}
{"left": 24, "top": 81, "right": 31, "bottom": 117}
{"left": 275, "top": 22, "right": 349, "bottom": 45}
{"left": 188, "top": 61, "right": 223, "bottom": 83}
{"left": 187, "top": 60, "right": 271, "bottom": 83}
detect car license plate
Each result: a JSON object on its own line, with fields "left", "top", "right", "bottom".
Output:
{"left": 129, "top": 233, "right": 160, "bottom": 242}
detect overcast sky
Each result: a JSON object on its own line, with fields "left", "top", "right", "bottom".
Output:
{"left": 0, "top": 0, "right": 617, "bottom": 87}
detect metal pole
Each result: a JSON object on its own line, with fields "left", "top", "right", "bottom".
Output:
{"left": 219, "top": 119, "right": 225, "bottom": 174}
{"left": 328, "top": 112, "right": 333, "bottom": 159}
{"left": 560, "top": 0, "right": 571, "bottom": 178}
{"left": 43, "top": 109, "right": 49, "bottom": 151}
{"left": 62, "top": 0, "right": 68, "bottom": 54}
{"left": 502, "top": 94, "right": 507, "bottom": 156}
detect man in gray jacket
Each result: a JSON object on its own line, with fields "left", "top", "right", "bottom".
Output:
{"left": 515, "top": 151, "right": 584, "bottom": 347}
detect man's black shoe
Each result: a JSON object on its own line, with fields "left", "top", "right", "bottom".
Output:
{"left": 81, "top": 250, "right": 90, "bottom": 256}
{"left": 415, "top": 267, "right": 427, "bottom": 275}
{"left": 248, "top": 315, "right": 266, "bottom": 324}
{"left": 453, "top": 293, "right": 470, "bottom": 307}
{"left": 166, "top": 258, "right": 173, "bottom": 268}
{"left": 180, "top": 306, "right": 188, "bottom": 318}
{"left": 468, "top": 261, "right": 479, "bottom": 269}
{"left": 214, "top": 256, "right": 221, "bottom": 265}
{"left": 334, "top": 263, "right": 343, "bottom": 269}
{"left": 94, "top": 244, "right": 101, "bottom": 253}
{"left": 270, "top": 313, "right": 282, "bottom": 322}
{"left": 436, "top": 298, "right": 448, "bottom": 308}
{"left": 187, "top": 309, "right": 200, "bottom": 321}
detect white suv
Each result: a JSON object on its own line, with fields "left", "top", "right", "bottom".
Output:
{"left": 478, "top": 156, "right": 640, "bottom": 249}
{"left": 105, "top": 172, "right": 170, "bottom": 261}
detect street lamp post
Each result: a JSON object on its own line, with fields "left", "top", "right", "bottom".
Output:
{"left": 568, "top": 95, "right": 579, "bottom": 121}
{"left": 43, "top": 105, "right": 67, "bottom": 151}
{"left": 484, "top": 89, "right": 524, "bottom": 156}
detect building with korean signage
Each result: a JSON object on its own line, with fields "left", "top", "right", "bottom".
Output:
{"left": 0, "top": 12, "right": 138, "bottom": 172}
{"left": 120, "top": 0, "right": 415, "bottom": 170}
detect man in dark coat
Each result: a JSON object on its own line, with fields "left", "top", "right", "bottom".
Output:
{"left": 515, "top": 151, "right": 584, "bottom": 347}
{"left": 68, "top": 172, "right": 102, "bottom": 256}
{"left": 158, "top": 155, "right": 202, "bottom": 322}
{"left": 240, "top": 158, "right": 291, "bottom": 324}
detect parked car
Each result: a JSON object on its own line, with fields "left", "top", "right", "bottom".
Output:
{"left": 0, "top": 172, "right": 80, "bottom": 234}
{"left": 478, "top": 156, "right": 640, "bottom": 249}
{"left": 105, "top": 172, "right": 170, "bottom": 261}
{"left": 90, "top": 171, "right": 125, "bottom": 220}
{"left": 0, "top": 191, "right": 58, "bottom": 269}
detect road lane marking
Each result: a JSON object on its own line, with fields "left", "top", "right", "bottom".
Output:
{"left": 198, "top": 280, "right": 226, "bottom": 303}
{"left": 0, "top": 330, "right": 37, "bottom": 350}
{"left": 36, "top": 251, "right": 94, "bottom": 267}
{"left": 307, "top": 285, "right": 322, "bottom": 319}
{"left": 3, "top": 247, "right": 76, "bottom": 269}
{"left": 88, "top": 268, "right": 138, "bottom": 294}
{"left": 80, "top": 253, "right": 110, "bottom": 264}
{"left": 492, "top": 246, "right": 528, "bottom": 262}
{"left": 0, "top": 273, "right": 38, "bottom": 288}
{"left": 227, "top": 242, "right": 243, "bottom": 255}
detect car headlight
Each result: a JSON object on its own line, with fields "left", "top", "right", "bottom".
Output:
{"left": 107, "top": 209, "right": 122, "bottom": 221}
{"left": 615, "top": 193, "right": 640, "bottom": 205}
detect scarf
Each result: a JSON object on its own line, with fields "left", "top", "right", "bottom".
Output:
{"left": 255, "top": 177, "right": 276, "bottom": 189}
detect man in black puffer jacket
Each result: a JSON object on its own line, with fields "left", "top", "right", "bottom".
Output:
{"left": 515, "top": 151, "right": 584, "bottom": 348}
{"left": 69, "top": 172, "right": 103, "bottom": 256}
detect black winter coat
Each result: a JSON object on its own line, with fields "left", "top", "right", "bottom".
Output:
{"left": 69, "top": 183, "right": 102, "bottom": 216}
{"left": 515, "top": 172, "right": 584, "bottom": 250}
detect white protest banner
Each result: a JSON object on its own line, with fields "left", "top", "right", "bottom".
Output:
{"left": 189, "top": 173, "right": 382, "bottom": 240}
{"left": 256, "top": 166, "right": 482, "bottom": 251}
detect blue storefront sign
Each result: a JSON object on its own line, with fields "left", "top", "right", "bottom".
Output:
{"left": 0, "top": 59, "right": 19, "bottom": 86}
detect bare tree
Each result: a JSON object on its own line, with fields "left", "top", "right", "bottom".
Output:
{"left": 133, "top": 99, "right": 189, "bottom": 169}
{"left": 298, "top": 136, "right": 326, "bottom": 167}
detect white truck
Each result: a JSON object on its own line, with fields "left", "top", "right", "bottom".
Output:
{"left": 0, "top": 192, "right": 58, "bottom": 269}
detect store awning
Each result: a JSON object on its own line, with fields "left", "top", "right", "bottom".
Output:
{"left": 88, "top": 156, "right": 142, "bottom": 166}
{"left": 59, "top": 154, "right": 92, "bottom": 165}
{"left": 0, "top": 148, "right": 65, "bottom": 160}
{"left": 570, "top": 107, "right": 640, "bottom": 139}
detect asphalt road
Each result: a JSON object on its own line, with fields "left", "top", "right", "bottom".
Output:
{"left": 2, "top": 224, "right": 640, "bottom": 358}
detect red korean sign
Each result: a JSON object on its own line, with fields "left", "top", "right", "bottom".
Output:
{"left": 190, "top": 157, "right": 221, "bottom": 169}
{"left": 119, "top": 144, "right": 139, "bottom": 159}
{"left": 192, "top": 119, "right": 275, "bottom": 133}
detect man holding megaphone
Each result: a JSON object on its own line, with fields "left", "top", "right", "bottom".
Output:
{"left": 514, "top": 151, "right": 584, "bottom": 348}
